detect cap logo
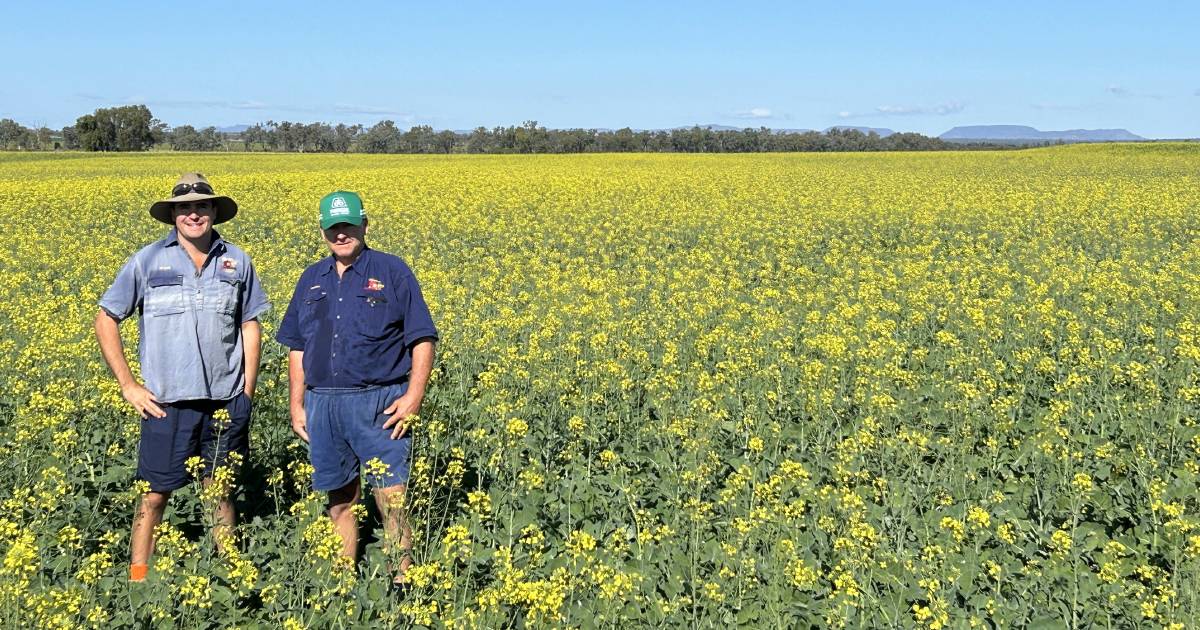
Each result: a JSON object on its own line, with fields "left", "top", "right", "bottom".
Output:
{"left": 329, "top": 196, "right": 350, "bottom": 217}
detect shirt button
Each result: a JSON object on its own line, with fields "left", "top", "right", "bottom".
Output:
{"left": 336, "top": 315, "right": 341, "bottom": 319}
{"left": 334, "top": 334, "right": 338, "bottom": 338}
{"left": 338, "top": 298, "right": 343, "bottom": 302}
{"left": 332, "top": 353, "right": 336, "bottom": 358}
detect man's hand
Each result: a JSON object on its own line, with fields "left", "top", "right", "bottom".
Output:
{"left": 290, "top": 404, "right": 310, "bottom": 443}
{"left": 381, "top": 390, "right": 423, "bottom": 439}
{"left": 241, "top": 319, "right": 261, "bottom": 404}
{"left": 122, "top": 382, "right": 166, "bottom": 419}
{"left": 97, "top": 310, "right": 165, "bottom": 419}
{"left": 286, "top": 350, "right": 308, "bottom": 442}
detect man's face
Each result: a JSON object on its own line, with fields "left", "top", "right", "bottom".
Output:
{"left": 172, "top": 200, "right": 215, "bottom": 240}
{"left": 322, "top": 220, "right": 367, "bottom": 259}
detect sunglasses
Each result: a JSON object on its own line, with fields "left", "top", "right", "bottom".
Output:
{"left": 172, "top": 181, "right": 215, "bottom": 197}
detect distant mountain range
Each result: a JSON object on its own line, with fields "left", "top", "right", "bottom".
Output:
{"left": 939, "top": 125, "right": 1144, "bottom": 142}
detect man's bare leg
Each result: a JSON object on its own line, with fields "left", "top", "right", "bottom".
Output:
{"left": 374, "top": 483, "right": 411, "bottom": 583}
{"left": 131, "top": 490, "right": 170, "bottom": 580}
{"left": 202, "top": 477, "right": 236, "bottom": 554}
{"left": 328, "top": 478, "right": 362, "bottom": 559}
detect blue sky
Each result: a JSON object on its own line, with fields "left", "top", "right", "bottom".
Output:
{"left": 2, "top": 1, "right": 1197, "bottom": 138}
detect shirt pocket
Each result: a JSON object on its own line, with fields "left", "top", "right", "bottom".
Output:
{"left": 355, "top": 289, "right": 394, "bottom": 337}
{"left": 300, "top": 288, "right": 328, "bottom": 334}
{"left": 146, "top": 272, "right": 185, "bottom": 316}
{"left": 207, "top": 276, "right": 240, "bottom": 317}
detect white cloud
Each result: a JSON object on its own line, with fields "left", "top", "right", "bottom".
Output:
{"left": 69, "top": 93, "right": 417, "bottom": 120}
{"left": 1106, "top": 84, "right": 1163, "bottom": 99}
{"left": 839, "top": 101, "right": 964, "bottom": 119}
{"left": 84, "top": 95, "right": 271, "bottom": 110}
{"left": 1031, "top": 102, "right": 1089, "bottom": 112}
{"left": 231, "top": 100, "right": 271, "bottom": 110}
{"left": 876, "top": 101, "right": 964, "bottom": 116}
{"left": 333, "top": 103, "right": 411, "bottom": 117}
{"left": 154, "top": 98, "right": 289, "bottom": 111}
{"left": 731, "top": 107, "right": 777, "bottom": 119}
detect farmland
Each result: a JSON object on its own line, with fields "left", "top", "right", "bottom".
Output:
{"left": 0, "top": 145, "right": 1198, "bottom": 627}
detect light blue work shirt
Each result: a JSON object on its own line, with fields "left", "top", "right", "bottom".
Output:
{"left": 99, "top": 228, "right": 270, "bottom": 403}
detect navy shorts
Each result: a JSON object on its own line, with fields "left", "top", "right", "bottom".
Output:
{"left": 137, "top": 392, "right": 252, "bottom": 493}
{"left": 305, "top": 382, "right": 413, "bottom": 492}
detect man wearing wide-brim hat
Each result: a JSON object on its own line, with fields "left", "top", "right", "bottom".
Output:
{"left": 95, "top": 173, "right": 270, "bottom": 582}
{"left": 147, "top": 173, "right": 239, "bottom": 224}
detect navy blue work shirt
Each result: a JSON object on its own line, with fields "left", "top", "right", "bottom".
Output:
{"left": 276, "top": 247, "right": 438, "bottom": 389}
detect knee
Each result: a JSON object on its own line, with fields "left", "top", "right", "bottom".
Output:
{"left": 140, "top": 491, "right": 170, "bottom": 512}
{"left": 328, "top": 502, "right": 353, "bottom": 521}
{"left": 374, "top": 484, "right": 408, "bottom": 512}
{"left": 326, "top": 479, "right": 360, "bottom": 516}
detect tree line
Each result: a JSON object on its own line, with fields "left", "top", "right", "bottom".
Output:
{"left": 1, "top": 105, "right": 1015, "bottom": 153}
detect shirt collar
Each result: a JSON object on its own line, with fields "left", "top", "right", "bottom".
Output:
{"left": 164, "top": 227, "right": 226, "bottom": 255}
{"left": 317, "top": 246, "right": 371, "bottom": 277}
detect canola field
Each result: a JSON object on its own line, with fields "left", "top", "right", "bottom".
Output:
{"left": 0, "top": 145, "right": 1199, "bottom": 628}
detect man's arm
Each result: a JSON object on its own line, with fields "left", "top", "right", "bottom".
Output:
{"left": 241, "top": 319, "right": 262, "bottom": 397}
{"left": 94, "top": 309, "right": 165, "bottom": 419}
{"left": 288, "top": 350, "right": 309, "bottom": 442}
{"left": 407, "top": 338, "right": 435, "bottom": 401}
{"left": 382, "top": 338, "right": 436, "bottom": 439}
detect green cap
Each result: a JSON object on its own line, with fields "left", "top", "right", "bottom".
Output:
{"left": 319, "top": 191, "right": 366, "bottom": 229}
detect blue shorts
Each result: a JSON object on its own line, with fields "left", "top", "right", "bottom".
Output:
{"left": 305, "top": 382, "right": 413, "bottom": 492}
{"left": 137, "top": 393, "right": 252, "bottom": 493}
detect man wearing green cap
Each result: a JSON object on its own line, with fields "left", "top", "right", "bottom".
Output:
{"left": 276, "top": 191, "right": 438, "bottom": 586}
{"left": 95, "top": 173, "right": 270, "bottom": 581}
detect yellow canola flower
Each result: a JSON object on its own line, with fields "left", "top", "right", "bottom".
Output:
{"left": 0, "top": 145, "right": 1198, "bottom": 626}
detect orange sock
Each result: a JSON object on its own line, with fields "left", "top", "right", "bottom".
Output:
{"left": 130, "top": 563, "right": 148, "bottom": 582}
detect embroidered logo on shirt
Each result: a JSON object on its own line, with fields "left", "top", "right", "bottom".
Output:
{"left": 220, "top": 257, "right": 237, "bottom": 272}
{"left": 365, "top": 278, "right": 385, "bottom": 291}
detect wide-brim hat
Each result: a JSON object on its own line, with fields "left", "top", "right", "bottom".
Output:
{"left": 149, "top": 172, "right": 238, "bottom": 225}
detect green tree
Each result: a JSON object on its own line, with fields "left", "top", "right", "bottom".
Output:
{"left": 74, "top": 113, "right": 108, "bottom": 150}
{"left": 61, "top": 125, "right": 79, "bottom": 149}
{"left": 465, "top": 126, "right": 491, "bottom": 153}
{"left": 332, "top": 124, "right": 361, "bottom": 153}
{"left": 75, "top": 105, "right": 158, "bottom": 151}
{"left": 0, "top": 119, "right": 26, "bottom": 149}
{"left": 169, "top": 124, "right": 199, "bottom": 150}
{"left": 35, "top": 127, "right": 54, "bottom": 150}
{"left": 358, "top": 120, "right": 402, "bottom": 153}
{"left": 435, "top": 129, "right": 457, "bottom": 153}
{"left": 170, "top": 125, "right": 222, "bottom": 151}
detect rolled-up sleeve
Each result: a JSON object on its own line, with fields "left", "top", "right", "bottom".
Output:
{"left": 240, "top": 258, "right": 271, "bottom": 323}
{"left": 275, "top": 273, "right": 307, "bottom": 350}
{"left": 98, "top": 256, "right": 142, "bottom": 321}
{"left": 399, "top": 271, "right": 438, "bottom": 347}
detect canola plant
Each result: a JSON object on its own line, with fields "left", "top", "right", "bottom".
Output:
{"left": 0, "top": 145, "right": 1197, "bottom": 627}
